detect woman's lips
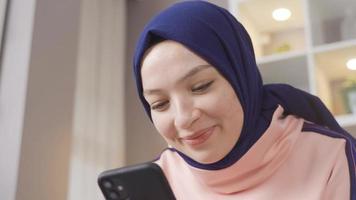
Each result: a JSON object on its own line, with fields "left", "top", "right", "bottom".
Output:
{"left": 180, "top": 126, "right": 215, "bottom": 146}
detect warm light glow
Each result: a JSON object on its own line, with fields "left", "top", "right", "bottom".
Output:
{"left": 272, "top": 8, "right": 292, "bottom": 21}
{"left": 347, "top": 58, "right": 356, "bottom": 70}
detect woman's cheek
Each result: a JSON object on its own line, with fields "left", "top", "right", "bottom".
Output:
{"left": 152, "top": 113, "right": 176, "bottom": 140}
{"left": 196, "top": 92, "right": 222, "bottom": 114}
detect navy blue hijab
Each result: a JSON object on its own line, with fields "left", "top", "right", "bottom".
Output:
{"left": 133, "top": 1, "right": 356, "bottom": 170}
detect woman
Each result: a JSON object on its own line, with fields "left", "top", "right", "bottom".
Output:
{"left": 133, "top": 1, "right": 356, "bottom": 199}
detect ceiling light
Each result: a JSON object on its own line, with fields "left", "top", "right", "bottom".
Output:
{"left": 272, "top": 8, "right": 292, "bottom": 21}
{"left": 346, "top": 58, "right": 356, "bottom": 70}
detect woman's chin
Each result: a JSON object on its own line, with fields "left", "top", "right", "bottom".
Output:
{"left": 189, "top": 153, "right": 224, "bottom": 164}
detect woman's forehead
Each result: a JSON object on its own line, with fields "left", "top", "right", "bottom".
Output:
{"left": 143, "top": 41, "right": 206, "bottom": 63}
{"left": 142, "top": 65, "right": 215, "bottom": 96}
{"left": 141, "top": 41, "right": 210, "bottom": 74}
{"left": 141, "top": 51, "right": 214, "bottom": 90}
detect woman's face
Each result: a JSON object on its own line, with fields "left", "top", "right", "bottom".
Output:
{"left": 141, "top": 40, "right": 244, "bottom": 164}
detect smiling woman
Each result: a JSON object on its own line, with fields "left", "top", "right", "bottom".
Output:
{"left": 141, "top": 40, "right": 243, "bottom": 164}
{"left": 132, "top": 1, "right": 356, "bottom": 200}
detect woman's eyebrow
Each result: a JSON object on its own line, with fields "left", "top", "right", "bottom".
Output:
{"left": 144, "top": 88, "right": 162, "bottom": 95}
{"left": 178, "top": 64, "right": 211, "bottom": 82}
{"left": 143, "top": 64, "right": 211, "bottom": 96}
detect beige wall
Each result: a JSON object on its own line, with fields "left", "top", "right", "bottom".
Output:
{"left": 67, "top": 1, "right": 126, "bottom": 200}
{"left": 1, "top": 0, "right": 126, "bottom": 199}
{"left": 14, "top": 0, "right": 81, "bottom": 199}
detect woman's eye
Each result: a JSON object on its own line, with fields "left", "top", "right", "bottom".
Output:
{"left": 151, "top": 101, "right": 169, "bottom": 111}
{"left": 191, "top": 80, "right": 214, "bottom": 93}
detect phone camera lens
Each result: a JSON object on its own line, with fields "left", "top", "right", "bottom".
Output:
{"left": 117, "top": 184, "right": 128, "bottom": 198}
{"left": 117, "top": 185, "right": 124, "bottom": 191}
{"left": 109, "top": 191, "right": 119, "bottom": 199}
{"left": 103, "top": 180, "right": 113, "bottom": 189}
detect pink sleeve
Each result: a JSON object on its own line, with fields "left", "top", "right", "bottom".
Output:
{"left": 321, "top": 145, "right": 351, "bottom": 200}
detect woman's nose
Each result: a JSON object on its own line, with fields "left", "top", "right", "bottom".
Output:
{"left": 173, "top": 98, "right": 200, "bottom": 129}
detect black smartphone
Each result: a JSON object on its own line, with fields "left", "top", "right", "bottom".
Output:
{"left": 98, "top": 162, "right": 176, "bottom": 200}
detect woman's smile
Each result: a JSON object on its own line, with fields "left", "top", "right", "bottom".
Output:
{"left": 179, "top": 126, "right": 216, "bottom": 146}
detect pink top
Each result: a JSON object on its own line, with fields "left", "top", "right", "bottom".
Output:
{"left": 155, "top": 107, "right": 351, "bottom": 199}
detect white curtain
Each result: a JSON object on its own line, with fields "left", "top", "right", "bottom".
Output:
{"left": 67, "top": 0, "right": 126, "bottom": 199}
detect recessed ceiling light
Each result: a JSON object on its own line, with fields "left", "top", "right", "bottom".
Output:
{"left": 346, "top": 58, "right": 356, "bottom": 70}
{"left": 272, "top": 8, "right": 292, "bottom": 21}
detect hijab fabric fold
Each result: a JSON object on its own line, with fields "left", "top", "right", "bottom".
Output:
{"left": 133, "top": 1, "right": 355, "bottom": 170}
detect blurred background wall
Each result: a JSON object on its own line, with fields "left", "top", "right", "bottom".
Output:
{"left": 1, "top": 0, "right": 81, "bottom": 199}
